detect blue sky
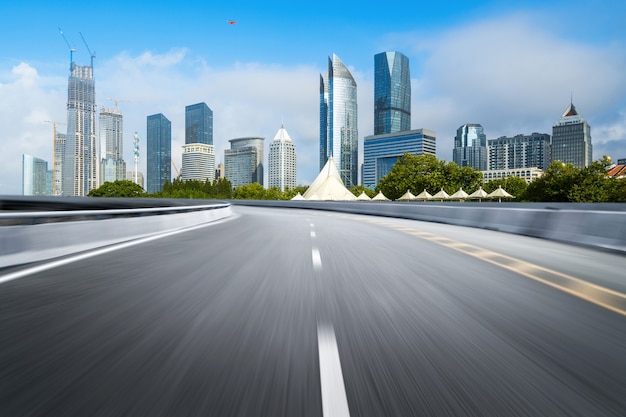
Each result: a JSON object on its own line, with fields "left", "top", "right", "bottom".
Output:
{"left": 1, "top": 1, "right": 625, "bottom": 194}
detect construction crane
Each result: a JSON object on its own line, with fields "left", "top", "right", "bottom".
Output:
{"left": 105, "top": 97, "right": 133, "bottom": 108}
{"left": 172, "top": 160, "right": 182, "bottom": 180}
{"left": 44, "top": 120, "right": 66, "bottom": 196}
{"left": 58, "top": 27, "right": 75, "bottom": 70}
{"left": 79, "top": 32, "right": 96, "bottom": 68}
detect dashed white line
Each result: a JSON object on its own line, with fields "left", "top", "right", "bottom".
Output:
{"left": 312, "top": 248, "right": 323, "bottom": 271}
{"left": 318, "top": 324, "right": 351, "bottom": 417}
{"left": 311, "top": 231, "right": 317, "bottom": 238}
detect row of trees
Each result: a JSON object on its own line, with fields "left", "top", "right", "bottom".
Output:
{"left": 89, "top": 154, "right": 626, "bottom": 202}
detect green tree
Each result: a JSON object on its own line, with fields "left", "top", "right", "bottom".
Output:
{"left": 376, "top": 153, "right": 482, "bottom": 200}
{"left": 88, "top": 180, "right": 145, "bottom": 197}
{"left": 524, "top": 161, "right": 582, "bottom": 202}
{"left": 350, "top": 185, "right": 377, "bottom": 198}
{"left": 568, "top": 157, "right": 613, "bottom": 202}
{"left": 233, "top": 182, "right": 266, "bottom": 199}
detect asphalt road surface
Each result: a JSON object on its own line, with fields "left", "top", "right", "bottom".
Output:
{"left": 1, "top": 205, "right": 625, "bottom": 416}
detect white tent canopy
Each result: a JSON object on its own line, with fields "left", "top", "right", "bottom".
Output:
{"left": 291, "top": 192, "right": 305, "bottom": 200}
{"left": 397, "top": 190, "right": 416, "bottom": 201}
{"left": 303, "top": 157, "right": 356, "bottom": 201}
{"left": 415, "top": 189, "right": 432, "bottom": 201}
{"left": 449, "top": 188, "right": 469, "bottom": 201}
{"left": 468, "top": 187, "right": 489, "bottom": 201}
{"left": 432, "top": 188, "right": 450, "bottom": 201}
{"left": 356, "top": 192, "right": 371, "bottom": 201}
{"left": 372, "top": 191, "right": 390, "bottom": 201}
{"left": 488, "top": 186, "right": 515, "bottom": 202}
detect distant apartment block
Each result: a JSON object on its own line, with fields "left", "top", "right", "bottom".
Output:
{"left": 488, "top": 133, "right": 551, "bottom": 171}
{"left": 481, "top": 167, "right": 544, "bottom": 184}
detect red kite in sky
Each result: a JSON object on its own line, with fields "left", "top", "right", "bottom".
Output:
{"left": 227, "top": 20, "right": 236, "bottom": 25}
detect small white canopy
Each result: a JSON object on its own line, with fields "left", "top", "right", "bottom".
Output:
{"left": 397, "top": 190, "right": 416, "bottom": 201}
{"left": 431, "top": 188, "right": 450, "bottom": 201}
{"left": 372, "top": 191, "right": 390, "bottom": 201}
{"left": 356, "top": 192, "right": 371, "bottom": 201}
{"left": 414, "top": 189, "right": 432, "bottom": 201}
{"left": 449, "top": 188, "right": 469, "bottom": 201}
{"left": 468, "top": 187, "right": 489, "bottom": 201}
{"left": 488, "top": 185, "right": 515, "bottom": 202}
{"left": 291, "top": 192, "right": 305, "bottom": 200}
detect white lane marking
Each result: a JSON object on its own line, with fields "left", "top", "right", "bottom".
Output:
{"left": 318, "top": 324, "right": 351, "bottom": 417}
{"left": 311, "top": 231, "right": 316, "bottom": 238}
{"left": 0, "top": 215, "right": 237, "bottom": 285}
{"left": 310, "top": 223, "right": 315, "bottom": 228}
{"left": 312, "top": 248, "right": 323, "bottom": 271}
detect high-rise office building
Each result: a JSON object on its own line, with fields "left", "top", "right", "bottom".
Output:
{"left": 182, "top": 143, "right": 215, "bottom": 182}
{"left": 99, "top": 107, "right": 126, "bottom": 184}
{"left": 268, "top": 125, "right": 297, "bottom": 191}
{"left": 146, "top": 113, "right": 172, "bottom": 193}
{"left": 224, "top": 137, "right": 264, "bottom": 188}
{"left": 552, "top": 102, "right": 592, "bottom": 169}
{"left": 320, "top": 54, "right": 358, "bottom": 187}
{"left": 22, "top": 154, "right": 49, "bottom": 196}
{"left": 54, "top": 132, "right": 66, "bottom": 196}
{"left": 453, "top": 124, "right": 488, "bottom": 171}
{"left": 62, "top": 64, "right": 96, "bottom": 196}
{"left": 185, "top": 102, "right": 213, "bottom": 145}
{"left": 488, "top": 133, "right": 552, "bottom": 171}
{"left": 374, "top": 51, "right": 411, "bottom": 135}
{"left": 363, "top": 129, "right": 437, "bottom": 188}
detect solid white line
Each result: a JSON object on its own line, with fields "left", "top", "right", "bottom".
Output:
{"left": 318, "top": 324, "right": 351, "bottom": 417}
{"left": 0, "top": 215, "right": 237, "bottom": 285}
{"left": 312, "top": 248, "right": 322, "bottom": 271}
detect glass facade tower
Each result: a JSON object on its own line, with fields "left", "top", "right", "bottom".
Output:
{"left": 63, "top": 64, "right": 97, "bottom": 196}
{"left": 552, "top": 102, "right": 592, "bottom": 169}
{"left": 374, "top": 51, "right": 411, "bottom": 135}
{"left": 224, "top": 137, "right": 264, "bottom": 188}
{"left": 320, "top": 54, "right": 358, "bottom": 187}
{"left": 185, "top": 102, "right": 213, "bottom": 145}
{"left": 146, "top": 113, "right": 171, "bottom": 193}
{"left": 453, "top": 124, "right": 488, "bottom": 171}
{"left": 99, "top": 107, "right": 126, "bottom": 184}
{"left": 22, "top": 154, "right": 49, "bottom": 196}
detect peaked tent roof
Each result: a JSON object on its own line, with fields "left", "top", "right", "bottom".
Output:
{"left": 432, "top": 188, "right": 450, "bottom": 200}
{"left": 273, "top": 125, "right": 293, "bottom": 142}
{"left": 356, "top": 192, "right": 372, "bottom": 201}
{"left": 372, "top": 191, "right": 390, "bottom": 201}
{"left": 488, "top": 186, "right": 515, "bottom": 202}
{"left": 562, "top": 102, "right": 579, "bottom": 117}
{"left": 449, "top": 188, "right": 469, "bottom": 200}
{"left": 415, "top": 189, "right": 432, "bottom": 201}
{"left": 303, "top": 157, "right": 355, "bottom": 201}
{"left": 468, "top": 187, "right": 489, "bottom": 201}
{"left": 291, "top": 192, "right": 305, "bottom": 200}
{"left": 397, "top": 190, "right": 416, "bottom": 201}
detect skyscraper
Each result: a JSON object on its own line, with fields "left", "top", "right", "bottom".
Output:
{"left": 99, "top": 107, "right": 126, "bottom": 184}
{"left": 63, "top": 64, "right": 96, "bottom": 196}
{"left": 552, "top": 102, "right": 592, "bottom": 169}
{"left": 22, "top": 154, "right": 49, "bottom": 196}
{"left": 320, "top": 54, "right": 358, "bottom": 187}
{"left": 146, "top": 113, "right": 171, "bottom": 193}
{"left": 374, "top": 51, "right": 411, "bottom": 135}
{"left": 185, "top": 102, "right": 213, "bottom": 145}
{"left": 363, "top": 129, "right": 436, "bottom": 188}
{"left": 268, "top": 125, "right": 297, "bottom": 191}
{"left": 54, "top": 132, "right": 66, "bottom": 196}
{"left": 488, "top": 133, "right": 551, "bottom": 171}
{"left": 453, "top": 124, "right": 488, "bottom": 171}
{"left": 182, "top": 143, "right": 215, "bottom": 182}
{"left": 224, "top": 137, "right": 264, "bottom": 188}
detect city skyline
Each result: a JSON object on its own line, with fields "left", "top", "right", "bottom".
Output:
{"left": 0, "top": 1, "right": 625, "bottom": 194}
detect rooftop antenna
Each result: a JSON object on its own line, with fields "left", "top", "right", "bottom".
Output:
{"left": 79, "top": 32, "right": 96, "bottom": 68}
{"left": 58, "top": 27, "right": 75, "bottom": 71}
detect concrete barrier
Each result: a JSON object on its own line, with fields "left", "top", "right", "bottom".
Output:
{"left": 230, "top": 200, "right": 626, "bottom": 253}
{"left": 0, "top": 200, "right": 231, "bottom": 268}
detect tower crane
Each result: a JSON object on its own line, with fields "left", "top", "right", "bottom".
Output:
{"left": 79, "top": 32, "right": 96, "bottom": 68}
{"left": 172, "top": 160, "right": 182, "bottom": 180}
{"left": 58, "top": 27, "right": 75, "bottom": 70}
{"left": 105, "top": 97, "right": 134, "bottom": 108}
{"left": 44, "top": 120, "right": 67, "bottom": 196}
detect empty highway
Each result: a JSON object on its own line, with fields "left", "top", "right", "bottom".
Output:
{"left": 1, "top": 205, "right": 625, "bottom": 416}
